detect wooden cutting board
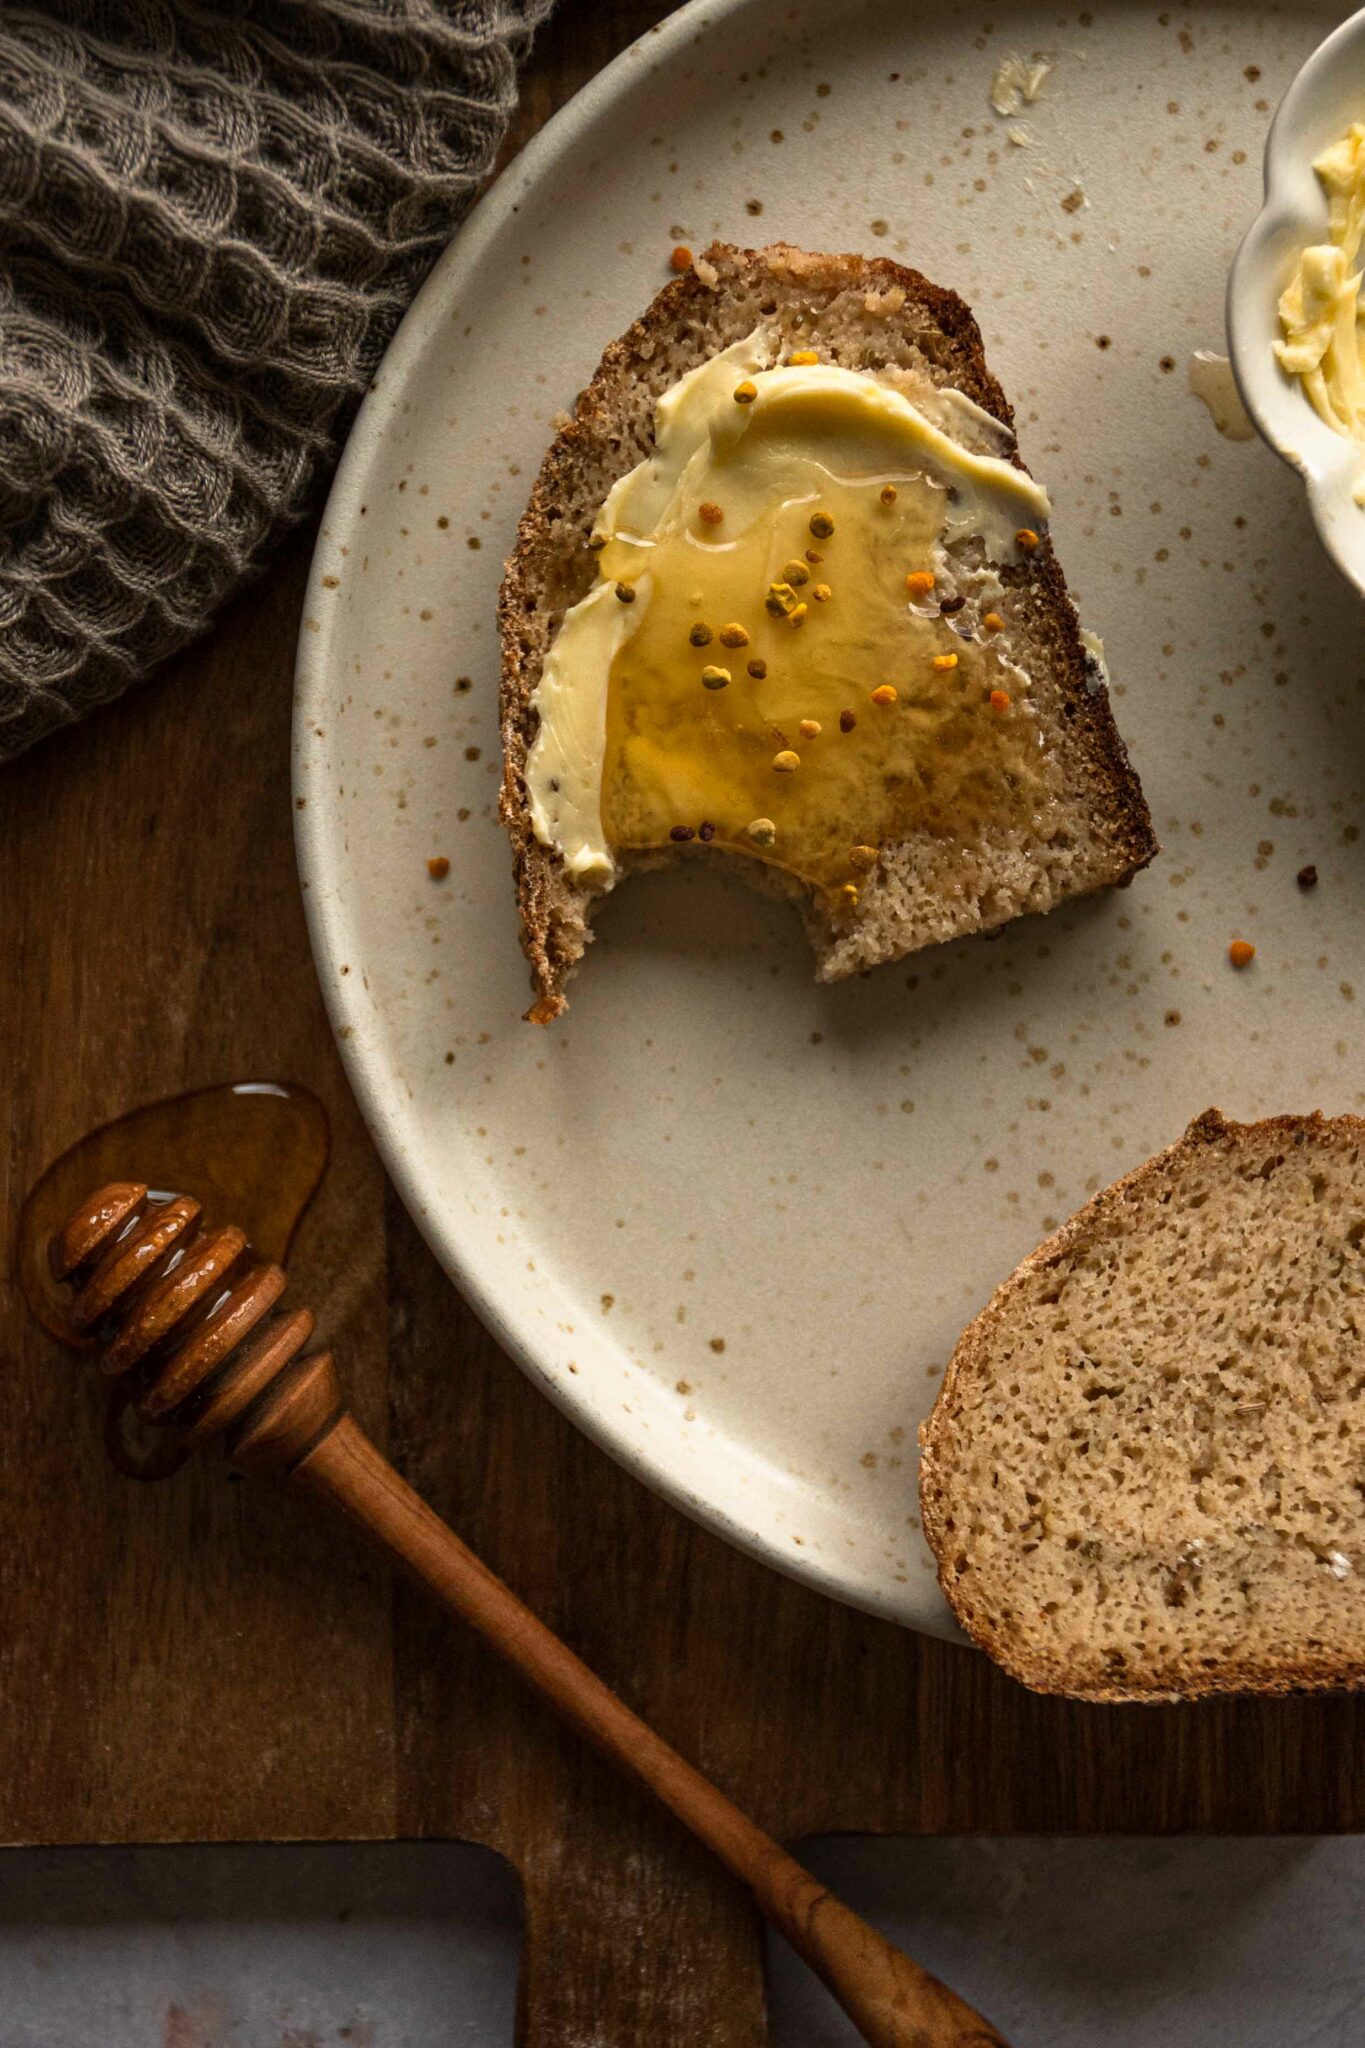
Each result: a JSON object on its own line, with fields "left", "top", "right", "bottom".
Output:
{"left": 4, "top": 5, "right": 1365, "bottom": 2042}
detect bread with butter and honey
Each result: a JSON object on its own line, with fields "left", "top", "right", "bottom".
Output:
{"left": 499, "top": 242, "right": 1156, "bottom": 1020}
{"left": 920, "top": 1110, "right": 1365, "bottom": 1700}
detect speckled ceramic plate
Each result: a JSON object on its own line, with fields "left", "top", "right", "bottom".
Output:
{"left": 295, "top": 0, "right": 1363, "bottom": 1637}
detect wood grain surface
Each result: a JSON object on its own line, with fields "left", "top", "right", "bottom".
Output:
{"left": 4, "top": 5, "right": 1365, "bottom": 2044}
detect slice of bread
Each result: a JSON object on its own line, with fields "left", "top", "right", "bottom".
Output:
{"left": 499, "top": 242, "right": 1156, "bottom": 1020}
{"left": 920, "top": 1109, "right": 1365, "bottom": 1700}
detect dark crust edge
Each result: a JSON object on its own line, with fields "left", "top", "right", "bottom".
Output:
{"left": 918, "top": 1107, "right": 1365, "bottom": 1702}
{"left": 498, "top": 241, "right": 1158, "bottom": 1020}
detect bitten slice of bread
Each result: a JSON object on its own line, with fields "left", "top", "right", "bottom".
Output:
{"left": 920, "top": 1110, "right": 1365, "bottom": 1701}
{"left": 499, "top": 242, "right": 1156, "bottom": 1020}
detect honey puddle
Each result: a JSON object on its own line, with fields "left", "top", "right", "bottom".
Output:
{"left": 18, "top": 1081, "right": 329, "bottom": 1349}
{"left": 600, "top": 471, "right": 1055, "bottom": 897}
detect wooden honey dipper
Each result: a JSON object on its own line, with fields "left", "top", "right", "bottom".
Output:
{"left": 48, "top": 1179, "right": 1009, "bottom": 2048}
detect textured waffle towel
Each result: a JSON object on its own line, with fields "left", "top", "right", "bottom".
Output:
{"left": 0, "top": 0, "right": 552, "bottom": 761}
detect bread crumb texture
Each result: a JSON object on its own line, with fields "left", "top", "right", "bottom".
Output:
{"left": 920, "top": 1110, "right": 1365, "bottom": 1700}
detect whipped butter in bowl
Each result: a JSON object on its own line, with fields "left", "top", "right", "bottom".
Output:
{"left": 1229, "top": 3, "right": 1365, "bottom": 594}
{"left": 1275, "top": 123, "right": 1365, "bottom": 495}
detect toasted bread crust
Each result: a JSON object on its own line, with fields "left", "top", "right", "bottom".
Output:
{"left": 920, "top": 1109, "right": 1365, "bottom": 1701}
{"left": 499, "top": 242, "right": 1156, "bottom": 1018}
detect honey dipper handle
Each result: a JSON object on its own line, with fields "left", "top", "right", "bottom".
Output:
{"left": 290, "top": 1417, "right": 1008, "bottom": 2048}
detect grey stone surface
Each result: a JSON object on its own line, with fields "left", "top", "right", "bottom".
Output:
{"left": 770, "top": 1837, "right": 1365, "bottom": 2047}
{"left": 0, "top": 1843, "right": 521, "bottom": 2047}
{"left": 1, "top": 1835, "right": 1362, "bottom": 2044}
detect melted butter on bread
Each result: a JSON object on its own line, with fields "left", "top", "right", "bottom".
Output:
{"left": 526, "top": 334, "right": 1053, "bottom": 893}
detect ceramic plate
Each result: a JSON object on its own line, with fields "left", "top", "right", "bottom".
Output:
{"left": 295, "top": 0, "right": 1362, "bottom": 1636}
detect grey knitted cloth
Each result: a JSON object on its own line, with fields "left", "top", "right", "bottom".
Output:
{"left": 0, "top": 0, "right": 552, "bottom": 761}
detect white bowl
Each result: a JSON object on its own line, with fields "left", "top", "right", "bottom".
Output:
{"left": 1228, "top": 4, "right": 1365, "bottom": 593}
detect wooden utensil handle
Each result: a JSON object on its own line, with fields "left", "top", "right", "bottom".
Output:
{"left": 42, "top": 1181, "right": 1005, "bottom": 2046}
{"left": 292, "top": 1416, "right": 1007, "bottom": 2048}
